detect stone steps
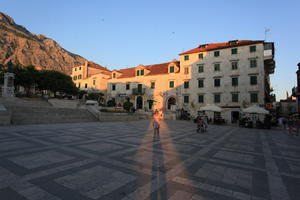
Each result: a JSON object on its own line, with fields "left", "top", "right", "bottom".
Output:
{"left": 10, "top": 106, "right": 97, "bottom": 125}
{"left": 0, "top": 97, "right": 52, "bottom": 108}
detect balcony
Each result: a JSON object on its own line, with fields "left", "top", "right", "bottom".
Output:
{"left": 132, "top": 88, "right": 145, "bottom": 95}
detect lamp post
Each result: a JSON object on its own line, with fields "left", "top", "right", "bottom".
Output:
{"left": 297, "top": 63, "right": 300, "bottom": 117}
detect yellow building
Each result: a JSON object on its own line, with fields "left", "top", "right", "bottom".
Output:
{"left": 71, "top": 61, "right": 111, "bottom": 93}
{"left": 107, "top": 59, "right": 184, "bottom": 112}
{"left": 71, "top": 40, "right": 275, "bottom": 123}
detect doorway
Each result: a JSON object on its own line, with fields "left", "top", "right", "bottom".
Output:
{"left": 167, "top": 97, "right": 176, "bottom": 110}
{"left": 136, "top": 96, "right": 143, "bottom": 109}
{"left": 231, "top": 111, "right": 240, "bottom": 123}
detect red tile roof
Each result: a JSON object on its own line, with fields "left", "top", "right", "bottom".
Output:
{"left": 73, "top": 61, "right": 111, "bottom": 72}
{"left": 114, "top": 61, "right": 180, "bottom": 79}
{"left": 179, "top": 40, "right": 264, "bottom": 55}
{"left": 87, "top": 61, "right": 111, "bottom": 72}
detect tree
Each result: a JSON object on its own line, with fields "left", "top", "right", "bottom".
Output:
{"left": 37, "top": 70, "right": 78, "bottom": 96}
{"left": 14, "top": 65, "right": 39, "bottom": 96}
{"left": 107, "top": 99, "right": 116, "bottom": 107}
{"left": 123, "top": 101, "right": 133, "bottom": 112}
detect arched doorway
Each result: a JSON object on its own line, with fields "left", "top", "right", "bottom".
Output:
{"left": 136, "top": 96, "right": 143, "bottom": 109}
{"left": 167, "top": 97, "right": 176, "bottom": 110}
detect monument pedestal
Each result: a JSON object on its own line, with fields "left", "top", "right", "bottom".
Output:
{"left": 2, "top": 72, "right": 15, "bottom": 97}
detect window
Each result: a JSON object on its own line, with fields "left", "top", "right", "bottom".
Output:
{"left": 214, "top": 51, "right": 220, "bottom": 57}
{"left": 232, "top": 77, "right": 238, "bottom": 86}
{"left": 232, "top": 93, "right": 239, "bottom": 102}
{"left": 140, "top": 69, "right": 144, "bottom": 76}
{"left": 169, "top": 66, "right": 175, "bottom": 73}
{"left": 126, "top": 84, "right": 130, "bottom": 90}
{"left": 231, "top": 61, "right": 238, "bottom": 70}
{"left": 151, "top": 82, "right": 155, "bottom": 89}
{"left": 198, "top": 79, "right": 204, "bottom": 88}
{"left": 250, "top": 45, "right": 256, "bottom": 52}
{"left": 184, "top": 95, "right": 189, "bottom": 104}
{"left": 250, "top": 93, "right": 258, "bottom": 103}
{"left": 85, "top": 83, "right": 88, "bottom": 88}
{"left": 184, "top": 55, "right": 189, "bottom": 61}
{"left": 250, "top": 59, "right": 257, "bottom": 68}
{"left": 184, "top": 81, "right": 189, "bottom": 89}
{"left": 169, "top": 80, "right": 174, "bottom": 88}
{"left": 112, "top": 84, "right": 116, "bottom": 91}
{"left": 78, "top": 75, "right": 82, "bottom": 79}
{"left": 250, "top": 76, "right": 257, "bottom": 85}
{"left": 184, "top": 67, "right": 189, "bottom": 74}
{"left": 198, "top": 95, "right": 204, "bottom": 103}
{"left": 113, "top": 73, "right": 116, "bottom": 78}
{"left": 198, "top": 64, "right": 204, "bottom": 73}
{"left": 93, "top": 80, "right": 96, "bottom": 85}
{"left": 198, "top": 53, "right": 203, "bottom": 59}
{"left": 214, "top": 94, "right": 221, "bottom": 103}
{"left": 79, "top": 67, "right": 81, "bottom": 70}
{"left": 229, "top": 40, "right": 237, "bottom": 45}
{"left": 199, "top": 45, "right": 206, "bottom": 48}
{"left": 136, "top": 70, "right": 140, "bottom": 76}
{"left": 75, "top": 68, "right": 77, "bottom": 71}
{"left": 73, "top": 76, "right": 77, "bottom": 80}
{"left": 78, "top": 83, "right": 81, "bottom": 88}
{"left": 214, "top": 63, "right": 220, "bottom": 71}
{"left": 214, "top": 78, "right": 221, "bottom": 87}
{"left": 231, "top": 48, "right": 238, "bottom": 55}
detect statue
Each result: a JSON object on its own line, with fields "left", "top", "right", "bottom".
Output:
{"left": 1, "top": 61, "right": 15, "bottom": 97}
{"left": 7, "top": 61, "right": 13, "bottom": 73}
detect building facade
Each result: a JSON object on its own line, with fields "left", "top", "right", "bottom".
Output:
{"left": 107, "top": 59, "right": 183, "bottom": 112}
{"left": 178, "top": 40, "right": 275, "bottom": 122}
{"left": 71, "top": 40, "right": 275, "bottom": 123}
{"left": 71, "top": 61, "right": 111, "bottom": 93}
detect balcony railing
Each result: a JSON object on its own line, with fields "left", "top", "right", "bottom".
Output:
{"left": 132, "top": 88, "right": 145, "bottom": 95}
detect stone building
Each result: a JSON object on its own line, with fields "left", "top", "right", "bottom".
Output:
{"left": 178, "top": 40, "right": 275, "bottom": 122}
{"left": 71, "top": 61, "right": 111, "bottom": 93}
{"left": 71, "top": 40, "right": 275, "bottom": 123}
{"left": 107, "top": 59, "right": 182, "bottom": 112}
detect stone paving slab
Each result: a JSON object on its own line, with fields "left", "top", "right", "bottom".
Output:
{"left": 0, "top": 120, "right": 300, "bottom": 200}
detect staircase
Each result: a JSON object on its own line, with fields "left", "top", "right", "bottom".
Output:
{"left": 0, "top": 97, "right": 98, "bottom": 125}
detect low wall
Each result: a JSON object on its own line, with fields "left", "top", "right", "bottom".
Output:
{"left": 48, "top": 99, "right": 79, "bottom": 109}
{"left": 0, "top": 104, "right": 11, "bottom": 125}
{"left": 86, "top": 106, "right": 147, "bottom": 121}
{"left": 99, "top": 111, "right": 141, "bottom": 121}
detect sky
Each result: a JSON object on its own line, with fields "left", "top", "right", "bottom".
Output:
{"left": 1, "top": 0, "right": 300, "bottom": 100}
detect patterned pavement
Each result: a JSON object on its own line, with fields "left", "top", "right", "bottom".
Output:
{"left": 0, "top": 120, "right": 300, "bottom": 200}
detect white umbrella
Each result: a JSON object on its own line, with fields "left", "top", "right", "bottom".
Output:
{"left": 199, "top": 104, "right": 222, "bottom": 112}
{"left": 242, "top": 105, "right": 269, "bottom": 114}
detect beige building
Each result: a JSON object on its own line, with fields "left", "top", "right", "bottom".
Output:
{"left": 71, "top": 40, "right": 275, "bottom": 123}
{"left": 107, "top": 59, "right": 183, "bottom": 112}
{"left": 71, "top": 61, "right": 111, "bottom": 93}
{"left": 178, "top": 40, "right": 275, "bottom": 122}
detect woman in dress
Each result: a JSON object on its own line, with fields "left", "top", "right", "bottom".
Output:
{"left": 153, "top": 110, "right": 162, "bottom": 135}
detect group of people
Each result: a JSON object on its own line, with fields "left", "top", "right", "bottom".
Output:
{"left": 195, "top": 114, "right": 209, "bottom": 133}
{"left": 278, "top": 116, "right": 300, "bottom": 136}
{"left": 152, "top": 110, "right": 209, "bottom": 136}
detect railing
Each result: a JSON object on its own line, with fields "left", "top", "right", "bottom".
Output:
{"left": 132, "top": 88, "right": 145, "bottom": 95}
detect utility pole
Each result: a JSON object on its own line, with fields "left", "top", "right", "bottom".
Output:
{"left": 264, "top": 28, "right": 270, "bottom": 41}
{"left": 297, "top": 63, "right": 300, "bottom": 117}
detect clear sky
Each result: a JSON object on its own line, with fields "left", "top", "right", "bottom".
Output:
{"left": 1, "top": 0, "right": 300, "bottom": 100}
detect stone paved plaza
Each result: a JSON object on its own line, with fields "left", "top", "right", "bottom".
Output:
{"left": 0, "top": 120, "right": 300, "bottom": 200}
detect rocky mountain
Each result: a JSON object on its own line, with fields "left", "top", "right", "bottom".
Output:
{"left": 0, "top": 12, "right": 86, "bottom": 74}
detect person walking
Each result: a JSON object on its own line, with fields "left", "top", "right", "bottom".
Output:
{"left": 196, "top": 116, "right": 204, "bottom": 133}
{"left": 203, "top": 113, "right": 208, "bottom": 132}
{"left": 295, "top": 117, "right": 300, "bottom": 136}
{"left": 152, "top": 110, "right": 162, "bottom": 136}
{"left": 282, "top": 117, "right": 287, "bottom": 130}
{"left": 287, "top": 117, "right": 294, "bottom": 136}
